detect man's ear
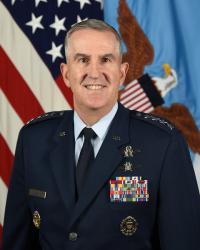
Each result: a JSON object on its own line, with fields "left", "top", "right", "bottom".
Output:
{"left": 119, "top": 62, "right": 129, "bottom": 86}
{"left": 60, "top": 63, "right": 70, "bottom": 88}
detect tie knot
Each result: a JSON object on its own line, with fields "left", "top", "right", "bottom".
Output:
{"left": 82, "top": 127, "right": 96, "bottom": 141}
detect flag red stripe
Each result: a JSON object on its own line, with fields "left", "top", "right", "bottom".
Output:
{"left": 120, "top": 86, "right": 142, "bottom": 102}
{"left": 0, "top": 47, "right": 44, "bottom": 123}
{"left": 0, "top": 224, "right": 2, "bottom": 246}
{"left": 55, "top": 75, "right": 74, "bottom": 108}
{"left": 0, "top": 134, "right": 14, "bottom": 186}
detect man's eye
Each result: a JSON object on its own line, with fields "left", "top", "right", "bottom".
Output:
{"left": 102, "top": 57, "right": 111, "bottom": 63}
{"left": 79, "top": 58, "right": 89, "bottom": 63}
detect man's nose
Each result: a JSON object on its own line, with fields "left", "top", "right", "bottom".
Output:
{"left": 88, "top": 62, "right": 101, "bottom": 78}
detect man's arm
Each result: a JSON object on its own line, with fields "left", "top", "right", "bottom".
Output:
{"left": 2, "top": 129, "right": 41, "bottom": 250}
{"left": 158, "top": 129, "right": 200, "bottom": 249}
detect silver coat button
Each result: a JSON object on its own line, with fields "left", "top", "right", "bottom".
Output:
{"left": 69, "top": 232, "right": 78, "bottom": 241}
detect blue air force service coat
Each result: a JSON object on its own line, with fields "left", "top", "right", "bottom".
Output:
{"left": 2, "top": 103, "right": 200, "bottom": 250}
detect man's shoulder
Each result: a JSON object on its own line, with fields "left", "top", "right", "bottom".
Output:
{"left": 24, "top": 110, "right": 73, "bottom": 128}
{"left": 129, "top": 110, "right": 175, "bottom": 134}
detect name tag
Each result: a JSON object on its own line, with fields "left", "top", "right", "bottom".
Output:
{"left": 29, "top": 189, "right": 47, "bottom": 199}
{"left": 110, "top": 176, "right": 149, "bottom": 202}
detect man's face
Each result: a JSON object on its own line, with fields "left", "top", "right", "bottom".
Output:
{"left": 61, "top": 28, "right": 128, "bottom": 115}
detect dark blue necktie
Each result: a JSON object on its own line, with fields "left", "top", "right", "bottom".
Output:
{"left": 76, "top": 127, "right": 96, "bottom": 196}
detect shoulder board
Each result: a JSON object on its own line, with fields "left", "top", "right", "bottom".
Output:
{"left": 26, "top": 111, "right": 65, "bottom": 126}
{"left": 131, "top": 111, "right": 174, "bottom": 131}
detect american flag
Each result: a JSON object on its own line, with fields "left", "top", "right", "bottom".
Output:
{"left": 0, "top": 0, "right": 103, "bottom": 244}
{"left": 120, "top": 79, "right": 153, "bottom": 112}
{"left": 119, "top": 74, "right": 164, "bottom": 113}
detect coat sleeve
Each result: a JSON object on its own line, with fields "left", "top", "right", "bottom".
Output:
{"left": 2, "top": 129, "right": 41, "bottom": 250}
{"left": 158, "top": 129, "right": 200, "bottom": 250}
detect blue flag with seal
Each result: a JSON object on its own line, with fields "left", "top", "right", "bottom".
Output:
{"left": 104, "top": 0, "right": 200, "bottom": 189}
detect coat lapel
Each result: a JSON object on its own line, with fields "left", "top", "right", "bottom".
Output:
{"left": 68, "top": 104, "right": 131, "bottom": 229}
{"left": 49, "top": 111, "right": 76, "bottom": 212}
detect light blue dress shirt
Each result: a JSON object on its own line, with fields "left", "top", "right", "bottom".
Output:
{"left": 74, "top": 103, "right": 118, "bottom": 165}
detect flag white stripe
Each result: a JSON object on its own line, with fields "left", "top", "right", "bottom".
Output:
{"left": 0, "top": 89, "right": 23, "bottom": 154}
{"left": 0, "top": 177, "right": 8, "bottom": 226}
{"left": 193, "top": 154, "right": 200, "bottom": 192}
{"left": 0, "top": 2, "right": 70, "bottom": 113}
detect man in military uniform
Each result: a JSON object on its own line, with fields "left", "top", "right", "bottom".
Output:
{"left": 2, "top": 19, "right": 200, "bottom": 250}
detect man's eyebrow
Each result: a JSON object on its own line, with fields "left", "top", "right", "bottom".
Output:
{"left": 101, "top": 54, "right": 116, "bottom": 60}
{"left": 74, "top": 53, "right": 90, "bottom": 60}
{"left": 73, "top": 53, "right": 116, "bottom": 61}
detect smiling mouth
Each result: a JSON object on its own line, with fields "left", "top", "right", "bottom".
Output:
{"left": 84, "top": 84, "right": 106, "bottom": 90}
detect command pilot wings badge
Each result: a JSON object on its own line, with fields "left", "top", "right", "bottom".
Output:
{"left": 122, "top": 145, "right": 141, "bottom": 158}
{"left": 110, "top": 176, "right": 149, "bottom": 202}
{"left": 123, "top": 146, "right": 134, "bottom": 157}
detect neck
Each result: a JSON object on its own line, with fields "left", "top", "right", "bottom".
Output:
{"left": 74, "top": 104, "right": 116, "bottom": 126}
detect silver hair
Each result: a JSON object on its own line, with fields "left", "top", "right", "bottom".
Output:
{"left": 64, "top": 19, "right": 122, "bottom": 59}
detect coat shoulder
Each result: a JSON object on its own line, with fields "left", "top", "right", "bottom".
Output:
{"left": 130, "top": 110, "right": 175, "bottom": 134}
{"left": 25, "top": 110, "right": 71, "bottom": 127}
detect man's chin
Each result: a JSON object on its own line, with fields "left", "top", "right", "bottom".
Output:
{"left": 82, "top": 101, "right": 107, "bottom": 111}
{"left": 86, "top": 104, "right": 105, "bottom": 111}
{"left": 85, "top": 101, "right": 115, "bottom": 114}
